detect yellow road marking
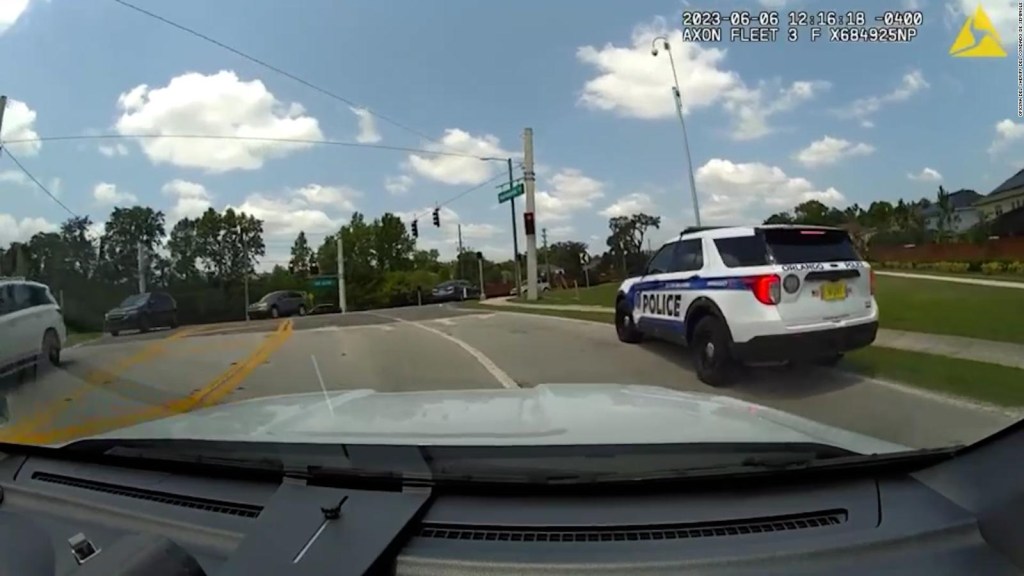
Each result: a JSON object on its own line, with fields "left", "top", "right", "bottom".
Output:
{"left": 0, "top": 325, "right": 206, "bottom": 442}
{"left": 13, "top": 319, "right": 294, "bottom": 445}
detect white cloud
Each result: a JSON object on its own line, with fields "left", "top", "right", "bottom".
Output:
{"left": 349, "top": 107, "right": 381, "bottom": 144}
{"left": 162, "top": 179, "right": 213, "bottom": 222}
{"left": 114, "top": 70, "right": 323, "bottom": 172}
{"left": 93, "top": 182, "right": 138, "bottom": 205}
{"left": 695, "top": 159, "right": 845, "bottom": 223}
{"left": 406, "top": 129, "right": 513, "bottom": 185}
{"left": 599, "top": 192, "right": 657, "bottom": 218}
{"left": 0, "top": 98, "right": 41, "bottom": 156}
{"left": 0, "top": 170, "right": 27, "bottom": 185}
{"left": 907, "top": 167, "right": 943, "bottom": 182}
{"left": 0, "top": 0, "right": 30, "bottom": 36}
{"left": 575, "top": 19, "right": 828, "bottom": 140}
{"left": 384, "top": 174, "right": 413, "bottom": 195}
{"left": 0, "top": 213, "right": 56, "bottom": 246}
{"left": 988, "top": 119, "right": 1024, "bottom": 154}
{"left": 48, "top": 177, "right": 61, "bottom": 197}
{"left": 228, "top": 184, "right": 358, "bottom": 239}
{"left": 945, "top": 0, "right": 1016, "bottom": 40}
{"left": 794, "top": 136, "right": 875, "bottom": 168}
{"left": 835, "top": 70, "right": 928, "bottom": 121}
{"left": 293, "top": 184, "right": 361, "bottom": 209}
{"left": 536, "top": 168, "right": 606, "bottom": 222}
{"left": 98, "top": 143, "right": 129, "bottom": 157}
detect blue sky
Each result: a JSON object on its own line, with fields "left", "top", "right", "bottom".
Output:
{"left": 0, "top": 0, "right": 1020, "bottom": 266}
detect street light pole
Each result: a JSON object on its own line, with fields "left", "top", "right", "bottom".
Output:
{"left": 652, "top": 36, "right": 702, "bottom": 227}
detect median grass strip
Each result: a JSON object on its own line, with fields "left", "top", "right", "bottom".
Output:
{"left": 469, "top": 303, "right": 1024, "bottom": 408}
{"left": 513, "top": 275, "right": 1024, "bottom": 346}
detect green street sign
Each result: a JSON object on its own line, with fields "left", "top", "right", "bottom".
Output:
{"left": 310, "top": 276, "right": 338, "bottom": 288}
{"left": 498, "top": 183, "right": 525, "bottom": 204}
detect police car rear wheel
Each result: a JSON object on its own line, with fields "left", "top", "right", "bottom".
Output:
{"left": 692, "top": 316, "right": 734, "bottom": 387}
{"left": 615, "top": 300, "right": 642, "bottom": 344}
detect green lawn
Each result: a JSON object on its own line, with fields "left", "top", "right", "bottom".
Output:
{"left": 468, "top": 303, "right": 1024, "bottom": 407}
{"left": 513, "top": 275, "right": 1024, "bottom": 345}
{"left": 66, "top": 331, "right": 101, "bottom": 347}
{"left": 877, "top": 268, "right": 1024, "bottom": 284}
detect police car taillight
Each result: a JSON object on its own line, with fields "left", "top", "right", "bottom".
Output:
{"left": 744, "top": 274, "right": 781, "bottom": 305}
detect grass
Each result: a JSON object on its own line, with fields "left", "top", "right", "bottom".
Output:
{"left": 510, "top": 275, "right": 1024, "bottom": 345}
{"left": 66, "top": 331, "right": 101, "bottom": 347}
{"left": 468, "top": 302, "right": 1024, "bottom": 407}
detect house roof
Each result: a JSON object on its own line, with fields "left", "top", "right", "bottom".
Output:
{"left": 922, "top": 189, "right": 982, "bottom": 217}
{"left": 979, "top": 168, "right": 1024, "bottom": 204}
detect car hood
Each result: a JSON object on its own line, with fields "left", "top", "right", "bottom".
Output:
{"left": 72, "top": 384, "right": 908, "bottom": 454}
{"left": 106, "top": 306, "right": 141, "bottom": 315}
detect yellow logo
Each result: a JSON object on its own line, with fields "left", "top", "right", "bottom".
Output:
{"left": 949, "top": 5, "right": 1007, "bottom": 57}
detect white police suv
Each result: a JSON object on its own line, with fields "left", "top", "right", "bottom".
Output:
{"left": 0, "top": 277, "right": 67, "bottom": 379}
{"left": 614, "top": 225, "right": 878, "bottom": 386}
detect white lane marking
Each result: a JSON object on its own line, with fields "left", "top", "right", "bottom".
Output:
{"left": 434, "top": 318, "right": 457, "bottom": 326}
{"left": 479, "top": 308, "right": 1022, "bottom": 417}
{"left": 304, "top": 325, "right": 394, "bottom": 334}
{"left": 310, "top": 354, "right": 335, "bottom": 416}
{"left": 366, "top": 311, "right": 519, "bottom": 390}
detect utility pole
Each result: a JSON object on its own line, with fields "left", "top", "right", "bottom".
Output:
{"left": 523, "top": 128, "right": 539, "bottom": 301}
{"left": 0, "top": 95, "right": 7, "bottom": 158}
{"left": 336, "top": 232, "right": 347, "bottom": 313}
{"left": 541, "top": 227, "right": 550, "bottom": 280}
{"left": 507, "top": 158, "right": 522, "bottom": 290}
{"left": 241, "top": 225, "right": 250, "bottom": 321}
{"left": 136, "top": 242, "right": 147, "bottom": 294}
{"left": 457, "top": 223, "right": 464, "bottom": 279}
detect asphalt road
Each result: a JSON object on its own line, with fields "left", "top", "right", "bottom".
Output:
{"left": 0, "top": 304, "right": 1015, "bottom": 448}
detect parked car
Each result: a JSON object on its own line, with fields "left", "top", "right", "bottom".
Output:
{"left": 309, "top": 303, "right": 340, "bottom": 315}
{"left": 430, "top": 280, "right": 480, "bottom": 303}
{"left": 0, "top": 277, "right": 67, "bottom": 379}
{"left": 104, "top": 291, "right": 179, "bottom": 336}
{"left": 248, "top": 290, "right": 308, "bottom": 319}
{"left": 510, "top": 280, "right": 551, "bottom": 296}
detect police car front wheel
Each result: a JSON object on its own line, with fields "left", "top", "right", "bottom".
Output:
{"left": 691, "top": 316, "right": 735, "bottom": 387}
{"left": 615, "top": 300, "right": 642, "bottom": 344}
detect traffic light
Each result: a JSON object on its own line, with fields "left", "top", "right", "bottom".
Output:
{"left": 309, "top": 255, "right": 319, "bottom": 276}
{"left": 476, "top": 251, "right": 483, "bottom": 261}
{"left": 411, "top": 220, "right": 419, "bottom": 238}
{"left": 523, "top": 211, "right": 536, "bottom": 236}
{"left": 432, "top": 208, "right": 440, "bottom": 228}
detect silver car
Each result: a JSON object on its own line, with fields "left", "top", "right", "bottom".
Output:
{"left": 247, "top": 290, "right": 308, "bottom": 319}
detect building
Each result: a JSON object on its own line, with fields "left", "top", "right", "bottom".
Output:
{"left": 922, "top": 189, "right": 983, "bottom": 233}
{"left": 975, "top": 168, "right": 1024, "bottom": 219}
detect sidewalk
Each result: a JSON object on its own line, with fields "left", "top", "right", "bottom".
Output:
{"left": 478, "top": 298, "right": 1024, "bottom": 370}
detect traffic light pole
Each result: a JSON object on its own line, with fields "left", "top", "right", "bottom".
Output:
{"left": 507, "top": 158, "right": 522, "bottom": 290}
{"left": 337, "top": 233, "right": 347, "bottom": 313}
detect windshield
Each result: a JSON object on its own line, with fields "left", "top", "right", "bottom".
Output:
{"left": 118, "top": 294, "right": 148, "bottom": 308}
{"left": 0, "top": 1, "right": 1019, "bottom": 485}
{"left": 258, "top": 292, "right": 281, "bottom": 303}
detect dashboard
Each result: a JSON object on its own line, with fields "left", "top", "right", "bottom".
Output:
{"left": 0, "top": 426, "right": 1021, "bottom": 576}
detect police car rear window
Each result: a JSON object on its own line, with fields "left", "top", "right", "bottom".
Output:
{"left": 714, "top": 236, "right": 769, "bottom": 268}
{"left": 761, "top": 228, "right": 860, "bottom": 264}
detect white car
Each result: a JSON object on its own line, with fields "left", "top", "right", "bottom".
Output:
{"left": 0, "top": 277, "right": 67, "bottom": 379}
{"left": 614, "top": 225, "right": 878, "bottom": 386}
{"left": 510, "top": 281, "right": 551, "bottom": 296}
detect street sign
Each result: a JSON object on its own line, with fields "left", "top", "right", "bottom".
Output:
{"left": 497, "top": 183, "right": 525, "bottom": 204}
{"left": 310, "top": 276, "right": 338, "bottom": 288}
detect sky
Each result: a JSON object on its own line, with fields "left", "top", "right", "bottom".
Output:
{"left": 0, "top": 0, "right": 1021, "bottom": 268}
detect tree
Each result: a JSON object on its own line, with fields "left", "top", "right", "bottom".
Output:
{"left": 606, "top": 213, "right": 661, "bottom": 274}
{"left": 59, "top": 216, "right": 97, "bottom": 278}
{"left": 289, "top": 231, "right": 312, "bottom": 276}
{"left": 167, "top": 218, "right": 202, "bottom": 281}
{"left": 97, "top": 206, "right": 166, "bottom": 285}
{"left": 373, "top": 213, "right": 415, "bottom": 273}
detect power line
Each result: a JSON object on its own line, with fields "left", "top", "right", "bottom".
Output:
{"left": 112, "top": 0, "right": 449, "bottom": 151}
{"left": 3, "top": 133, "right": 488, "bottom": 160}
{"left": 412, "top": 172, "right": 507, "bottom": 222}
{"left": 0, "top": 148, "right": 78, "bottom": 218}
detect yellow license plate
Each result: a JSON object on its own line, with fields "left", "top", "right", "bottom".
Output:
{"left": 821, "top": 281, "right": 847, "bottom": 301}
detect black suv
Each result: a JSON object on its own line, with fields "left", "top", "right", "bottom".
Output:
{"left": 104, "top": 292, "right": 179, "bottom": 336}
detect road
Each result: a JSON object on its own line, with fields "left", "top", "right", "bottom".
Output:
{"left": 0, "top": 304, "right": 1015, "bottom": 448}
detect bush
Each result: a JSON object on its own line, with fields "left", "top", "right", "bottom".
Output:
{"left": 1007, "top": 261, "right": 1024, "bottom": 275}
{"left": 933, "top": 261, "right": 970, "bottom": 273}
{"left": 981, "top": 262, "right": 1006, "bottom": 275}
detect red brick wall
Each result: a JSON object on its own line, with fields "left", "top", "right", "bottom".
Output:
{"left": 872, "top": 237, "right": 1024, "bottom": 262}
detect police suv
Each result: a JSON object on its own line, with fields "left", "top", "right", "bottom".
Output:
{"left": 614, "top": 225, "right": 878, "bottom": 386}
